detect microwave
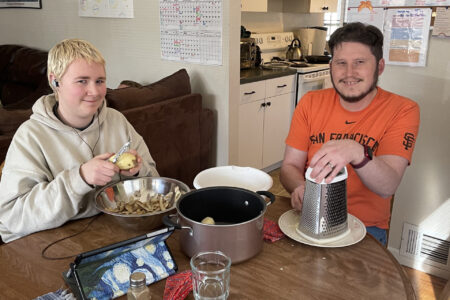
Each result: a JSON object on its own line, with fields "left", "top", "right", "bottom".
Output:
{"left": 240, "top": 38, "right": 256, "bottom": 69}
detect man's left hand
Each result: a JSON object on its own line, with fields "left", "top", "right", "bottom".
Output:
{"left": 308, "top": 139, "right": 362, "bottom": 183}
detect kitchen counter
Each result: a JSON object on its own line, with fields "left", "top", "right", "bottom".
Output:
{"left": 240, "top": 66, "right": 297, "bottom": 84}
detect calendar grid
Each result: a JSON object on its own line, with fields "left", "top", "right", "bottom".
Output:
{"left": 159, "top": 0, "right": 222, "bottom": 65}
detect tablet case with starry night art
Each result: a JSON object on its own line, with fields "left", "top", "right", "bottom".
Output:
{"left": 63, "top": 227, "right": 177, "bottom": 300}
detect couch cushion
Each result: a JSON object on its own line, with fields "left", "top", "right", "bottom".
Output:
{"left": 1, "top": 82, "right": 35, "bottom": 106}
{"left": 8, "top": 47, "right": 48, "bottom": 86}
{"left": 123, "top": 93, "right": 202, "bottom": 186}
{"left": 0, "top": 45, "right": 23, "bottom": 80}
{"left": 106, "top": 68, "right": 191, "bottom": 111}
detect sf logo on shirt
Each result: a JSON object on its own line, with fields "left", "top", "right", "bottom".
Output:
{"left": 403, "top": 133, "right": 415, "bottom": 150}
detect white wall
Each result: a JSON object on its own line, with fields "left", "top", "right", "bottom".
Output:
{"left": 241, "top": 11, "right": 324, "bottom": 34}
{"left": 0, "top": 1, "right": 242, "bottom": 168}
{"left": 380, "top": 37, "right": 450, "bottom": 277}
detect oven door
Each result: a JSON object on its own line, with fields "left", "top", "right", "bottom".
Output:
{"left": 295, "top": 71, "right": 331, "bottom": 106}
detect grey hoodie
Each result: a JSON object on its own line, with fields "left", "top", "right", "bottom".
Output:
{"left": 0, "top": 94, "right": 158, "bottom": 243}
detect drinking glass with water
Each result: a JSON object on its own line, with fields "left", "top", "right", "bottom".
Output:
{"left": 190, "top": 251, "right": 231, "bottom": 300}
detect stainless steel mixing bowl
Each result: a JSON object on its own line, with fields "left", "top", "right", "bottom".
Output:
{"left": 94, "top": 176, "right": 190, "bottom": 231}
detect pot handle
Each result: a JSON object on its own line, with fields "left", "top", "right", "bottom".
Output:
{"left": 257, "top": 191, "right": 275, "bottom": 207}
{"left": 162, "top": 214, "right": 193, "bottom": 236}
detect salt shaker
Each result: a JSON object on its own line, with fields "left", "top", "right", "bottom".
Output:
{"left": 127, "top": 272, "right": 151, "bottom": 300}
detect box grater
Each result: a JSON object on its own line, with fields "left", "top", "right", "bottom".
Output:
{"left": 297, "top": 167, "right": 349, "bottom": 241}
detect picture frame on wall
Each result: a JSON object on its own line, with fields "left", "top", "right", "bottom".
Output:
{"left": 0, "top": 0, "right": 42, "bottom": 9}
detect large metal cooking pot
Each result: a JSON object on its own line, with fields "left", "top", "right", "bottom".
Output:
{"left": 163, "top": 187, "right": 275, "bottom": 264}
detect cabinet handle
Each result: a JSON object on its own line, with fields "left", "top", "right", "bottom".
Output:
{"left": 261, "top": 103, "right": 266, "bottom": 108}
{"left": 266, "top": 102, "right": 271, "bottom": 107}
{"left": 322, "top": 6, "right": 329, "bottom": 10}
{"left": 277, "top": 84, "right": 287, "bottom": 88}
{"left": 244, "top": 91, "right": 256, "bottom": 95}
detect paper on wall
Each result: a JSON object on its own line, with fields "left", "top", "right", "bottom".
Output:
{"left": 432, "top": 7, "right": 450, "bottom": 37}
{"left": 78, "top": 0, "right": 133, "bottom": 18}
{"left": 346, "top": 7, "right": 386, "bottom": 32}
{"left": 383, "top": 8, "right": 432, "bottom": 67}
{"left": 348, "top": 0, "right": 450, "bottom": 7}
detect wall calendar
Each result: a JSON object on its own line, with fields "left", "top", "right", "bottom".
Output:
{"left": 159, "top": 0, "right": 222, "bottom": 65}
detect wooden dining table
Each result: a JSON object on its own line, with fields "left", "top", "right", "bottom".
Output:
{"left": 0, "top": 195, "right": 416, "bottom": 299}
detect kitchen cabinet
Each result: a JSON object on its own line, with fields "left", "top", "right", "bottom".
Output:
{"left": 282, "top": 0, "right": 337, "bottom": 13}
{"left": 241, "top": 0, "right": 268, "bottom": 12}
{"left": 238, "top": 75, "right": 295, "bottom": 170}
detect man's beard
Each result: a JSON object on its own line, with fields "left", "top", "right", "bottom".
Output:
{"left": 331, "top": 67, "right": 379, "bottom": 103}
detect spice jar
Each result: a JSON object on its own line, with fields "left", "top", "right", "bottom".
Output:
{"left": 127, "top": 272, "right": 151, "bottom": 300}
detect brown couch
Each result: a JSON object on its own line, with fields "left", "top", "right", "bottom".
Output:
{"left": 106, "top": 69, "right": 214, "bottom": 187}
{"left": 0, "top": 68, "right": 214, "bottom": 187}
{"left": 0, "top": 44, "right": 52, "bottom": 109}
{"left": 0, "top": 44, "right": 51, "bottom": 167}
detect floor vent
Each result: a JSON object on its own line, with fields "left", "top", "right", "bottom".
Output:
{"left": 400, "top": 223, "right": 450, "bottom": 270}
{"left": 420, "top": 234, "right": 449, "bottom": 265}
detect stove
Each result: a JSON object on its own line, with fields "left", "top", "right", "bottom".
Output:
{"left": 262, "top": 59, "right": 330, "bottom": 74}
{"left": 251, "top": 32, "right": 330, "bottom": 74}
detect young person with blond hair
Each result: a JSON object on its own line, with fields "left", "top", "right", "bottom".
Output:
{"left": 0, "top": 39, "right": 158, "bottom": 243}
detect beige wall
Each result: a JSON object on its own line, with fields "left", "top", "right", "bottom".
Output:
{"left": 241, "top": 11, "right": 324, "bottom": 34}
{"left": 379, "top": 37, "right": 450, "bottom": 275}
{"left": 0, "top": 0, "right": 242, "bottom": 169}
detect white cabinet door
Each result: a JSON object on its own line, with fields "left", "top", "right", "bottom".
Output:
{"left": 241, "top": 0, "right": 268, "bottom": 12}
{"left": 240, "top": 80, "right": 265, "bottom": 104}
{"left": 238, "top": 75, "right": 295, "bottom": 169}
{"left": 310, "top": 0, "right": 337, "bottom": 13}
{"left": 265, "top": 75, "right": 295, "bottom": 98}
{"left": 238, "top": 100, "right": 265, "bottom": 168}
{"left": 283, "top": 0, "right": 337, "bottom": 13}
{"left": 262, "top": 93, "right": 292, "bottom": 168}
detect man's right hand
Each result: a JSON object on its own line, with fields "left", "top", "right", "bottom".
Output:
{"left": 280, "top": 146, "right": 308, "bottom": 211}
{"left": 80, "top": 153, "right": 120, "bottom": 186}
{"left": 291, "top": 183, "right": 306, "bottom": 211}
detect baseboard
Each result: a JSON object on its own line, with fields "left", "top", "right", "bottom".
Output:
{"left": 262, "top": 161, "right": 282, "bottom": 173}
{"left": 388, "top": 246, "right": 450, "bottom": 280}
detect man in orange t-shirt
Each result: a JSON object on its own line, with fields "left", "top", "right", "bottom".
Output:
{"left": 280, "top": 23, "right": 420, "bottom": 246}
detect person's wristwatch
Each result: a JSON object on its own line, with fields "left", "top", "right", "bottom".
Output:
{"left": 351, "top": 145, "right": 373, "bottom": 169}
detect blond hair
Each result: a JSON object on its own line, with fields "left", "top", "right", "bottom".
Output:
{"left": 47, "top": 39, "right": 105, "bottom": 91}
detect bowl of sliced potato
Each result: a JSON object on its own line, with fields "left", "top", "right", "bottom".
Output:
{"left": 94, "top": 176, "right": 190, "bottom": 231}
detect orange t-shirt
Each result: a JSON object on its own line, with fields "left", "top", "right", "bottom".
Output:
{"left": 285, "top": 87, "right": 420, "bottom": 228}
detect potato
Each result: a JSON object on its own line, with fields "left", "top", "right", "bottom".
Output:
{"left": 201, "top": 217, "right": 215, "bottom": 225}
{"left": 109, "top": 152, "right": 137, "bottom": 170}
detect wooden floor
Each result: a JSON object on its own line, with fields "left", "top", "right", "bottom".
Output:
{"left": 268, "top": 168, "right": 449, "bottom": 300}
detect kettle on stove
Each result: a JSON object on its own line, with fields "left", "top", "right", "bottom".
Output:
{"left": 286, "top": 38, "right": 302, "bottom": 61}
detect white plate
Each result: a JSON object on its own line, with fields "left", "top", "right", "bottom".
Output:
{"left": 278, "top": 209, "right": 366, "bottom": 248}
{"left": 193, "top": 166, "right": 273, "bottom": 192}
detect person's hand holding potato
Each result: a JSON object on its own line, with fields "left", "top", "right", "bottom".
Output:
{"left": 110, "top": 149, "right": 142, "bottom": 176}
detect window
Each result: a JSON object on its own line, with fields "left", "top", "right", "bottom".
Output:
{"left": 323, "top": 0, "right": 346, "bottom": 40}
